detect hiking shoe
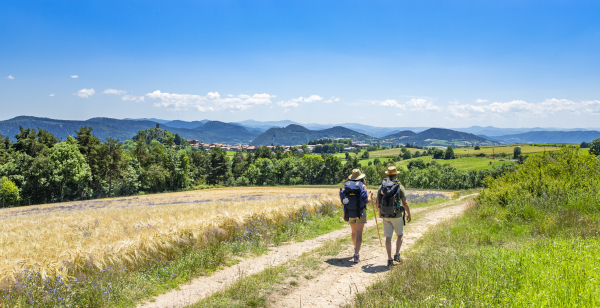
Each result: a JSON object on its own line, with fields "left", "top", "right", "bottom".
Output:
{"left": 393, "top": 254, "right": 402, "bottom": 262}
{"left": 387, "top": 259, "right": 394, "bottom": 267}
{"left": 353, "top": 254, "right": 360, "bottom": 263}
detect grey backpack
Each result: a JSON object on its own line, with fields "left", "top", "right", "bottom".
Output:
{"left": 379, "top": 178, "right": 404, "bottom": 218}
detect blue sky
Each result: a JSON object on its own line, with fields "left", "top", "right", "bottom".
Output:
{"left": 1, "top": 1, "right": 599, "bottom": 128}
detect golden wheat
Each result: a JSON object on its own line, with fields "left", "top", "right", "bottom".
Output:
{"left": 0, "top": 187, "right": 340, "bottom": 283}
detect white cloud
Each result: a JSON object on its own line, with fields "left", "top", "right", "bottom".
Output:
{"left": 6, "top": 75, "right": 14, "bottom": 79}
{"left": 405, "top": 98, "right": 441, "bottom": 112}
{"left": 145, "top": 90, "right": 275, "bottom": 112}
{"left": 372, "top": 99, "right": 405, "bottom": 109}
{"left": 276, "top": 95, "right": 323, "bottom": 108}
{"left": 583, "top": 100, "right": 600, "bottom": 115}
{"left": 74, "top": 88, "right": 95, "bottom": 98}
{"left": 122, "top": 95, "right": 145, "bottom": 102}
{"left": 372, "top": 98, "right": 441, "bottom": 112}
{"left": 103, "top": 89, "right": 127, "bottom": 95}
{"left": 475, "top": 99, "right": 488, "bottom": 103}
{"left": 71, "top": 75, "right": 78, "bottom": 78}
{"left": 448, "top": 98, "right": 598, "bottom": 118}
{"left": 324, "top": 96, "right": 340, "bottom": 103}
{"left": 396, "top": 113, "right": 403, "bottom": 116}
{"left": 449, "top": 100, "right": 459, "bottom": 105}
{"left": 49, "top": 94, "right": 55, "bottom": 97}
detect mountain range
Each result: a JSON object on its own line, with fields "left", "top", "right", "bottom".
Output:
{"left": 1, "top": 116, "right": 599, "bottom": 146}
{"left": 0, "top": 116, "right": 260, "bottom": 144}
{"left": 381, "top": 128, "right": 497, "bottom": 147}
{"left": 249, "top": 125, "right": 376, "bottom": 146}
{"left": 486, "top": 131, "right": 600, "bottom": 144}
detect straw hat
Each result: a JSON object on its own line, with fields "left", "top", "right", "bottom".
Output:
{"left": 348, "top": 169, "right": 366, "bottom": 180}
{"left": 385, "top": 166, "right": 399, "bottom": 175}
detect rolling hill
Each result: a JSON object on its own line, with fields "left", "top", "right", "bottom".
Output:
{"left": 163, "top": 120, "right": 210, "bottom": 129}
{"left": 0, "top": 116, "right": 133, "bottom": 141}
{"left": 0, "top": 116, "right": 259, "bottom": 144}
{"left": 382, "top": 128, "right": 498, "bottom": 147}
{"left": 249, "top": 124, "right": 374, "bottom": 146}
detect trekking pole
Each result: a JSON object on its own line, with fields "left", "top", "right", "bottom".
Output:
{"left": 371, "top": 197, "right": 382, "bottom": 247}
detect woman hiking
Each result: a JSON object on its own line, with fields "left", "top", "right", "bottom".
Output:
{"left": 339, "top": 169, "right": 372, "bottom": 263}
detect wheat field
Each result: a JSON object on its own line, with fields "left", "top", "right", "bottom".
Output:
{"left": 0, "top": 187, "right": 341, "bottom": 283}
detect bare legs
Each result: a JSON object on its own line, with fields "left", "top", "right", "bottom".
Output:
{"left": 385, "top": 235, "right": 403, "bottom": 260}
{"left": 350, "top": 223, "right": 365, "bottom": 255}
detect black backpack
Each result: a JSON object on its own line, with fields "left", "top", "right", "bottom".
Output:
{"left": 343, "top": 180, "right": 363, "bottom": 218}
{"left": 379, "top": 178, "right": 405, "bottom": 218}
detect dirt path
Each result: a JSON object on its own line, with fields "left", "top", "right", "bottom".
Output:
{"left": 270, "top": 195, "right": 475, "bottom": 308}
{"left": 138, "top": 194, "right": 476, "bottom": 308}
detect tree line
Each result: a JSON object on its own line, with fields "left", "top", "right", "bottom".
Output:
{"left": 2, "top": 126, "right": 563, "bottom": 207}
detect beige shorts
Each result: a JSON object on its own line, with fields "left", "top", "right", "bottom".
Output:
{"left": 348, "top": 215, "right": 367, "bottom": 224}
{"left": 382, "top": 217, "right": 404, "bottom": 237}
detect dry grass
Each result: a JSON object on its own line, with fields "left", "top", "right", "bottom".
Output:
{"left": 0, "top": 187, "right": 339, "bottom": 283}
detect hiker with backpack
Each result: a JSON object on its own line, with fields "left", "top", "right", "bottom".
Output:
{"left": 340, "top": 169, "right": 372, "bottom": 263}
{"left": 376, "top": 166, "right": 411, "bottom": 267}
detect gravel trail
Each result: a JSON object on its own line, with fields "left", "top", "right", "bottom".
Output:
{"left": 138, "top": 194, "right": 476, "bottom": 308}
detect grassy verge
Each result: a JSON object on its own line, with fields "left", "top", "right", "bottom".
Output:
{"left": 186, "top": 195, "right": 454, "bottom": 308}
{"left": 0, "top": 201, "right": 348, "bottom": 308}
{"left": 353, "top": 148, "right": 600, "bottom": 307}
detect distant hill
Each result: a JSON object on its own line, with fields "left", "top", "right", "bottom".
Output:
{"left": 493, "top": 131, "right": 600, "bottom": 144}
{"left": 163, "top": 120, "right": 209, "bottom": 129}
{"left": 195, "top": 121, "right": 260, "bottom": 141}
{"left": 380, "top": 130, "right": 417, "bottom": 139}
{"left": 123, "top": 117, "right": 171, "bottom": 124}
{"left": 250, "top": 124, "right": 374, "bottom": 146}
{"left": 0, "top": 116, "right": 258, "bottom": 144}
{"left": 454, "top": 126, "right": 599, "bottom": 137}
{"left": 0, "top": 116, "right": 133, "bottom": 141}
{"left": 383, "top": 128, "right": 497, "bottom": 147}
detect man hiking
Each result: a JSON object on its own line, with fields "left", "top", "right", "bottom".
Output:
{"left": 376, "top": 166, "right": 411, "bottom": 267}
{"left": 339, "top": 169, "right": 372, "bottom": 263}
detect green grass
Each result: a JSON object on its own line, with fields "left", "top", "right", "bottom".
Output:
{"left": 353, "top": 148, "right": 600, "bottom": 307}
{"left": 396, "top": 156, "right": 514, "bottom": 171}
{"left": 455, "top": 144, "right": 561, "bottom": 156}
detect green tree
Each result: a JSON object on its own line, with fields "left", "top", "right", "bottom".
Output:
{"left": 189, "top": 150, "right": 209, "bottom": 184}
{"left": 13, "top": 127, "right": 56, "bottom": 157}
{"left": 580, "top": 141, "right": 589, "bottom": 148}
{"left": 474, "top": 145, "right": 481, "bottom": 150}
{"left": 407, "top": 158, "right": 427, "bottom": 171}
{"left": 323, "top": 155, "right": 343, "bottom": 184}
{"left": 257, "top": 158, "right": 276, "bottom": 185}
{"left": 589, "top": 138, "right": 600, "bottom": 156}
{"left": 50, "top": 137, "right": 92, "bottom": 202}
{"left": 301, "top": 144, "right": 309, "bottom": 154}
{"left": 0, "top": 176, "right": 20, "bottom": 207}
{"left": 444, "top": 146, "right": 455, "bottom": 160}
{"left": 342, "top": 156, "right": 361, "bottom": 178}
{"left": 362, "top": 151, "right": 370, "bottom": 159}
{"left": 513, "top": 146, "right": 522, "bottom": 159}
{"left": 231, "top": 151, "right": 247, "bottom": 179}
{"left": 119, "top": 155, "right": 142, "bottom": 195}
{"left": 208, "top": 147, "right": 230, "bottom": 184}
{"left": 105, "top": 138, "right": 124, "bottom": 197}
